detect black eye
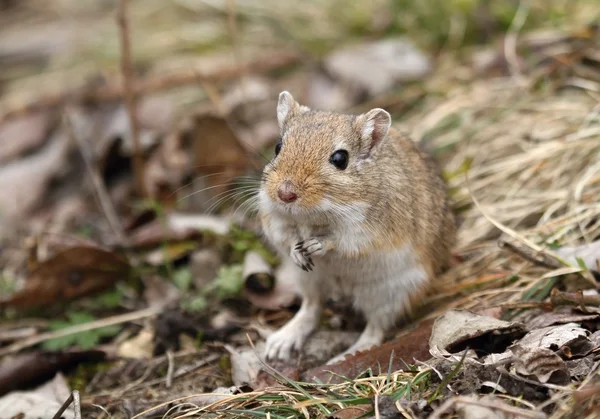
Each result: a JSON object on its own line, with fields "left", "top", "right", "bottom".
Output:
{"left": 274, "top": 140, "right": 282, "bottom": 156}
{"left": 329, "top": 150, "right": 349, "bottom": 170}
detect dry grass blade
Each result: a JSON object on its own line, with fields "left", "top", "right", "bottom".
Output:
{"left": 0, "top": 306, "right": 162, "bottom": 356}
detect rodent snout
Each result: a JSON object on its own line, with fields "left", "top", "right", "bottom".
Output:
{"left": 277, "top": 180, "right": 298, "bottom": 203}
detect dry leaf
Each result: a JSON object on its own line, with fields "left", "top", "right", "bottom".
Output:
{"left": 1, "top": 246, "right": 131, "bottom": 309}
{"left": 0, "top": 373, "right": 75, "bottom": 419}
{"left": 517, "top": 323, "right": 593, "bottom": 357}
{"left": 245, "top": 257, "right": 300, "bottom": 311}
{"left": 226, "top": 344, "right": 263, "bottom": 388}
{"left": 429, "top": 310, "right": 526, "bottom": 355}
{"left": 511, "top": 345, "right": 570, "bottom": 384}
{"left": 117, "top": 328, "right": 154, "bottom": 360}
{"left": 527, "top": 309, "right": 599, "bottom": 329}
{"left": 302, "top": 321, "right": 433, "bottom": 384}
{"left": 0, "top": 350, "right": 106, "bottom": 397}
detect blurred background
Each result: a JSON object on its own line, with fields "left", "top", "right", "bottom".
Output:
{"left": 1, "top": 0, "right": 600, "bottom": 417}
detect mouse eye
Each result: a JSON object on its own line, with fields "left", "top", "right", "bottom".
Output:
{"left": 329, "top": 150, "right": 349, "bottom": 170}
{"left": 274, "top": 140, "right": 282, "bottom": 157}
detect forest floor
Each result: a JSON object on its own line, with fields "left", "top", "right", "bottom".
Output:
{"left": 1, "top": 1, "right": 600, "bottom": 418}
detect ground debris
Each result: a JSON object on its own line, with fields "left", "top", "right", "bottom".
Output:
{"left": 0, "top": 373, "right": 75, "bottom": 419}
{"left": 431, "top": 395, "right": 546, "bottom": 419}
{"left": 516, "top": 323, "right": 593, "bottom": 357}
{"left": 510, "top": 345, "right": 570, "bottom": 385}
{"left": 1, "top": 245, "right": 131, "bottom": 309}
{"left": 429, "top": 310, "right": 526, "bottom": 356}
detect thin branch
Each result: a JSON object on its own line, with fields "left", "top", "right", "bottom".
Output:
{"left": 52, "top": 391, "right": 81, "bottom": 419}
{"left": 0, "top": 51, "right": 301, "bottom": 123}
{"left": 116, "top": 0, "right": 146, "bottom": 198}
{"left": 0, "top": 306, "right": 162, "bottom": 356}
{"left": 498, "top": 240, "right": 562, "bottom": 269}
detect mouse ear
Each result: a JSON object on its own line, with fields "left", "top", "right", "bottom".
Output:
{"left": 277, "top": 91, "right": 309, "bottom": 129}
{"left": 355, "top": 108, "right": 391, "bottom": 157}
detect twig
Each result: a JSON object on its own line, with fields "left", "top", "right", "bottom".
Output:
{"left": 52, "top": 391, "right": 81, "bottom": 419}
{"left": 0, "top": 51, "right": 301, "bottom": 123}
{"left": 0, "top": 306, "right": 162, "bottom": 356}
{"left": 63, "top": 111, "right": 127, "bottom": 246}
{"left": 166, "top": 349, "right": 175, "bottom": 389}
{"left": 550, "top": 288, "right": 600, "bottom": 310}
{"left": 498, "top": 240, "right": 562, "bottom": 269}
{"left": 116, "top": 0, "right": 146, "bottom": 198}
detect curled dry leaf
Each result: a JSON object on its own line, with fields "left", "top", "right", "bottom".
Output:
{"left": 0, "top": 350, "right": 106, "bottom": 397}
{"left": 429, "top": 310, "right": 526, "bottom": 356}
{"left": 517, "top": 323, "right": 593, "bottom": 357}
{"left": 0, "top": 373, "right": 76, "bottom": 419}
{"left": 1, "top": 246, "right": 131, "bottom": 309}
{"left": 243, "top": 251, "right": 300, "bottom": 311}
{"left": 526, "top": 308, "right": 600, "bottom": 329}
{"left": 245, "top": 256, "right": 300, "bottom": 311}
{"left": 511, "top": 345, "right": 570, "bottom": 385}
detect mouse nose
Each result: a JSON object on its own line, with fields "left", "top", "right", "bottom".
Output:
{"left": 277, "top": 181, "right": 298, "bottom": 203}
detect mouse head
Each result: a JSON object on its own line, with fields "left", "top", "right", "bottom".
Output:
{"left": 260, "top": 91, "right": 392, "bottom": 218}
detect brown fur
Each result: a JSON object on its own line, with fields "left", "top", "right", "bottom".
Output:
{"left": 262, "top": 105, "right": 456, "bottom": 279}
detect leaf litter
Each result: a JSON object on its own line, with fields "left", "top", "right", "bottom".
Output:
{"left": 1, "top": 0, "right": 600, "bottom": 418}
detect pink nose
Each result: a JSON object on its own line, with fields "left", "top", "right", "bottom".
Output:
{"left": 277, "top": 181, "right": 298, "bottom": 203}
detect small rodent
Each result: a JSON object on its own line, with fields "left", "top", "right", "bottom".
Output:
{"left": 259, "top": 91, "right": 456, "bottom": 364}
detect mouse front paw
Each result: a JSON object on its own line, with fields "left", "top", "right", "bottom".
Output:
{"left": 265, "top": 324, "right": 307, "bottom": 361}
{"left": 291, "top": 238, "right": 326, "bottom": 271}
{"left": 290, "top": 242, "right": 314, "bottom": 272}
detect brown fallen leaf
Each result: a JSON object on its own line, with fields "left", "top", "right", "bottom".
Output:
{"left": 301, "top": 320, "right": 434, "bottom": 384}
{"left": 511, "top": 345, "right": 570, "bottom": 385}
{"left": 429, "top": 310, "right": 526, "bottom": 356}
{"left": 0, "top": 373, "right": 76, "bottom": 419}
{"left": 526, "top": 308, "right": 599, "bottom": 329}
{"left": 0, "top": 349, "right": 106, "bottom": 397}
{"left": 1, "top": 246, "right": 131, "bottom": 309}
{"left": 516, "top": 323, "right": 593, "bottom": 357}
